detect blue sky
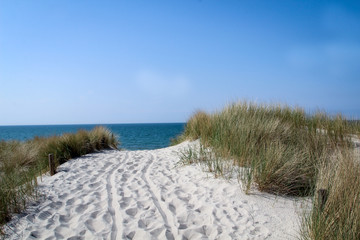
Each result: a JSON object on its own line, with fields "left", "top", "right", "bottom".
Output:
{"left": 1, "top": 0, "right": 359, "bottom": 125}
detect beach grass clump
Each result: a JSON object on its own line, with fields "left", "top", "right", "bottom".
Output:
{"left": 40, "top": 126, "right": 118, "bottom": 166}
{"left": 184, "top": 111, "right": 213, "bottom": 141}
{"left": 170, "top": 111, "right": 212, "bottom": 146}
{"left": 0, "top": 141, "right": 39, "bottom": 224}
{"left": 0, "top": 126, "right": 119, "bottom": 226}
{"left": 176, "top": 101, "right": 354, "bottom": 196}
{"left": 178, "top": 143, "right": 236, "bottom": 179}
{"left": 175, "top": 101, "right": 359, "bottom": 239}
{"left": 302, "top": 152, "right": 360, "bottom": 240}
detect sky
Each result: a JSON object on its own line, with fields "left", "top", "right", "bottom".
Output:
{"left": 0, "top": 0, "right": 359, "bottom": 125}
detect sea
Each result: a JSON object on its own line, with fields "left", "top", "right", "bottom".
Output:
{"left": 0, "top": 123, "right": 185, "bottom": 150}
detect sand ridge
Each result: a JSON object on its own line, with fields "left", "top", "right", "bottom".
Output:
{"left": 4, "top": 141, "right": 303, "bottom": 239}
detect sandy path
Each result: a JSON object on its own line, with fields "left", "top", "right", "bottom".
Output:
{"left": 4, "top": 141, "right": 304, "bottom": 239}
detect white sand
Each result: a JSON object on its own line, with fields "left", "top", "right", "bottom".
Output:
{"left": 4, "top": 141, "right": 306, "bottom": 239}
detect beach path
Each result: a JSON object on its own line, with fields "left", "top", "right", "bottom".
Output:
{"left": 5, "top": 141, "right": 302, "bottom": 239}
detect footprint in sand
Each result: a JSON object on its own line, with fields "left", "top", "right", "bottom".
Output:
{"left": 29, "top": 231, "right": 41, "bottom": 238}
{"left": 48, "top": 201, "right": 63, "bottom": 210}
{"left": 38, "top": 210, "right": 52, "bottom": 220}
{"left": 138, "top": 219, "right": 148, "bottom": 228}
{"left": 126, "top": 231, "right": 135, "bottom": 239}
{"left": 75, "top": 204, "right": 88, "bottom": 214}
{"left": 102, "top": 212, "right": 112, "bottom": 224}
{"left": 121, "top": 174, "right": 130, "bottom": 182}
{"left": 150, "top": 227, "right": 165, "bottom": 238}
{"left": 89, "top": 177, "right": 97, "bottom": 183}
{"left": 58, "top": 193, "right": 69, "bottom": 200}
{"left": 178, "top": 223, "right": 187, "bottom": 230}
{"left": 85, "top": 219, "right": 96, "bottom": 232}
{"left": 120, "top": 196, "right": 132, "bottom": 208}
{"left": 125, "top": 207, "right": 138, "bottom": 217}
{"left": 88, "top": 181, "right": 101, "bottom": 188}
{"left": 67, "top": 236, "right": 83, "bottom": 240}
{"left": 90, "top": 210, "right": 99, "bottom": 218}
{"left": 59, "top": 214, "right": 71, "bottom": 223}
{"left": 168, "top": 203, "right": 176, "bottom": 214}
{"left": 54, "top": 225, "right": 71, "bottom": 239}
{"left": 26, "top": 213, "right": 35, "bottom": 222}
{"left": 66, "top": 198, "right": 75, "bottom": 206}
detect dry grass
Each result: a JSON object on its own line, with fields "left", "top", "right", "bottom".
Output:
{"left": 301, "top": 151, "right": 360, "bottom": 240}
{"left": 177, "top": 102, "right": 354, "bottom": 196}
{"left": 175, "top": 101, "right": 359, "bottom": 239}
{"left": 0, "top": 126, "right": 119, "bottom": 226}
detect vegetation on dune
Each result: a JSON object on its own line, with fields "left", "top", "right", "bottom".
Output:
{"left": 0, "top": 126, "right": 119, "bottom": 227}
{"left": 302, "top": 151, "right": 360, "bottom": 240}
{"left": 175, "top": 101, "right": 360, "bottom": 239}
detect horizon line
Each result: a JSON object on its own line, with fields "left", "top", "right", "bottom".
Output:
{"left": 0, "top": 122, "right": 186, "bottom": 127}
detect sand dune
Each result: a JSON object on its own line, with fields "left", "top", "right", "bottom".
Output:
{"left": 4, "top": 141, "right": 304, "bottom": 239}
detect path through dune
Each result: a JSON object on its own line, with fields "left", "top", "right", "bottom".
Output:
{"left": 5, "top": 141, "right": 304, "bottom": 239}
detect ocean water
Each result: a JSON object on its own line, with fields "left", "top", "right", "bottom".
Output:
{"left": 0, "top": 123, "right": 185, "bottom": 150}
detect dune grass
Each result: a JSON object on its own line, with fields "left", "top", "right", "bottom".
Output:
{"left": 0, "top": 126, "right": 119, "bottom": 227}
{"left": 301, "top": 151, "right": 360, "bottom": 240}
{"left": 175, "top": 101, "right": 360, "bottom": 239}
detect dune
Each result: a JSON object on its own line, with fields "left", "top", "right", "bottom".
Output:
{"left": 4, "top": 141, "right": 305, "bottom": 239}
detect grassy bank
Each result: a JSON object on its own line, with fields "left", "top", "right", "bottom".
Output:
{"left": 175, "top": 101, "right": 360, "bottom": 239}
{"left": 0, "top": 126, "right": 119, "bottom": 227}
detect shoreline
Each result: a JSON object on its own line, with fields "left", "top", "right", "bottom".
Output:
{"left": 4, "top": 141, "right": 306, "bottom": 239}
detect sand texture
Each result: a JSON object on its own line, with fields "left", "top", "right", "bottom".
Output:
{"left": 4, "top": 141, "right": 303, "bottom": 239}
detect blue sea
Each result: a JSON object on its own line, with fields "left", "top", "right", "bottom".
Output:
{"left": 0, "top": 123, "right": 185, "bottom": 150}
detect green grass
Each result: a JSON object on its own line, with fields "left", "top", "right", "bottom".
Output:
{"left": 301, "top": 151, "right": 360, "bottom": 240}
{"left": 174, "top": 101, "right": 360, "bottom": 239}
{"left": 0, "top": 126, "right": 119, "bottom": 227}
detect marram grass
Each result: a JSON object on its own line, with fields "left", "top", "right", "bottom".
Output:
{"left": 0, "top": 126, "right": 119, "bottom": 227}
{"left": 301, "top": 151, "right": 360, "bottom": 240}
{"left": 175, "top": 101, "right": 360, "bottom": 239}
{"left": 177, "top": 102, "right": 355, "bottom": 195}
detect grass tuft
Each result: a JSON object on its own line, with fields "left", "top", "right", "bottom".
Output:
{"left": 301, "top": 152, "right": 360, "bottom": 240}
{"left": 0, "top": 126, "right": 119, "bottom": 227}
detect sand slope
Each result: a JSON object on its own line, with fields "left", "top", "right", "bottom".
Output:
{"left": 4, "top": 141, "right": 304, "bottom": 239}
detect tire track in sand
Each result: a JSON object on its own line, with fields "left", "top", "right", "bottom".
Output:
{"left": 106, "top": 152, "right": 128, "bottom": 240}
{"left": 140, "top": 152, "right": 177, "bottom": 240}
